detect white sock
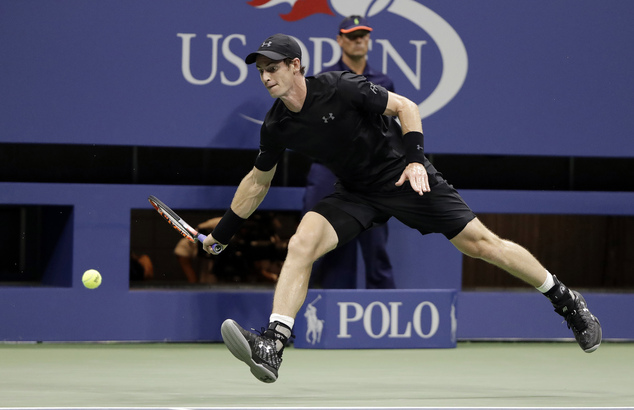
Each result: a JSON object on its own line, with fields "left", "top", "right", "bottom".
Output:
{"left": 269, "top": 313, "right": 294, "bottom": 330}
{"left": 536, "top": 271, "right": 556, "bottom": 293}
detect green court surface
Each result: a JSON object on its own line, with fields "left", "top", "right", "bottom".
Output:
{"left": 0, "top": 341, "right": 632, "bottom": 409}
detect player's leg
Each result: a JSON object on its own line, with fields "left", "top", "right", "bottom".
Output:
{"left": 450, "top": 217, "right": 601, "bottom": 352}
{"left": 449, "top": 217, "right": 547, "bottom": 287}
{"left": 221, "top": 210, "right": 341, "bottom": 383}
{"left": 272, "top": 211, "right": 339, "bottom": 316}
{"left": 303, "top": 163, "right": 358, "bottom": 289}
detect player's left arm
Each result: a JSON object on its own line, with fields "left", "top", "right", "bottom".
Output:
{"left": 384, "top": 92, "right": 430, "bottom": 195}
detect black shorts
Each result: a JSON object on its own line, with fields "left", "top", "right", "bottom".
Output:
{"left": 311, "top": 174, "right": 476, "bottom": 247}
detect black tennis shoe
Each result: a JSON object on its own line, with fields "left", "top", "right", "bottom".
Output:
{"left": 546, "top": 276, "right": 602, "bottom": 353}
{"left": 221, "top": 319, "right": 287, "bottom": 383}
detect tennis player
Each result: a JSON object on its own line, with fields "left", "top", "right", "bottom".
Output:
{"left": 203, "top": 33, "right": 602, "bottom": 383}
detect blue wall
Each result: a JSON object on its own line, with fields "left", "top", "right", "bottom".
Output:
{"left": 1, "top": 182, "right": 633, "bottom": 342}
{"left": 1, "top": 0, "right": 633, "bottom": 156}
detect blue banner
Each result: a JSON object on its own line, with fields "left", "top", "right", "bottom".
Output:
{"left": 1, "top": 0, "right": 633, "bottom": 157}
{"left": 293, "top": 289, "right": 458, "bottom": 349}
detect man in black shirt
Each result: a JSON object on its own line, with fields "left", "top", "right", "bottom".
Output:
{"left": 203, "top": 34, "right": 602, "bottom": 383}
{"left": 304, "top": 15, "right": 396, "bottom": 290}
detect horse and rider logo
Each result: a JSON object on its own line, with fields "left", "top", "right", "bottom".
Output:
{"left": 304, "top": 294, "right": 325, "bottom": 345}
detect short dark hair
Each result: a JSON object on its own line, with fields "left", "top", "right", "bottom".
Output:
{"left": 283, "top": 58, "right": 306, "bottom": 75}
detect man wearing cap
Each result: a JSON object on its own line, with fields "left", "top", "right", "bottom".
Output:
{"left": 203, "top": 33, "right": 602, "bottom": 383}
{"left": 304, "top": 15, "right": 395, "bottom": 290}
{"left": 332, "top": 15, "right": 394, "bottom": 91}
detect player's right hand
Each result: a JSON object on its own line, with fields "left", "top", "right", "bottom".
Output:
{"left": 395, "top": 162, "right": 430, "bottom": 195}
{"left": 202, "top": 235, "right": 227, "bottom": 255}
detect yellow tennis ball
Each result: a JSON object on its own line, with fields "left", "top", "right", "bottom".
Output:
{"left": 82, "top": 269, "right": 102, "bottom": 289}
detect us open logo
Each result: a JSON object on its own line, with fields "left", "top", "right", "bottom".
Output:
{"left": 178, "top": 0, "right": 468, "bottom": 120}
{"left": 248, "top": 0, "right": 469, "bottom": 119}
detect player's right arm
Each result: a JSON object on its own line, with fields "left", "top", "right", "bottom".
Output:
{"left": 385, "top": 91, "right": 430, "bottom": 196}
{"left": 230, "top": 165, "right": 277, "bottom": 218}
{"left": 202, "top": 165, "right": 277, "bottom": 254}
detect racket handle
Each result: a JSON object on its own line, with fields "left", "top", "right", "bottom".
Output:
{"left": 210, "top": 243, "right": 226, "bottom": 255}
{"left": 197, "top": 233, "right": 226, "bottom": 255}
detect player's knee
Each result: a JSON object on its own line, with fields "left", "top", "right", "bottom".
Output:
{"left": 473, "top": 236, "right": 511, "bottom": 264}
{"left": 287, "top": 230, "right": 321, "bottom": 263}
{"left": 457, "top": 231, "right": 503, "bottom": 261}
{"left": 460, "top": 241, "right": 485, "bottom": 259}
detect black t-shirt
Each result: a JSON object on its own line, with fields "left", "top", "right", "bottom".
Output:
{"left": 255, "top": 71, "right": 430, "bottom": 192}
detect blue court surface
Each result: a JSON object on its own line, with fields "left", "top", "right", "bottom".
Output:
{"left": 1, "top": 342, "right": 633, "bottom": 409}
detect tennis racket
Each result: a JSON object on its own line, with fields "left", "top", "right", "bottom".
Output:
{"left": 148, "top": 195, "right": 225, "bottom": 254}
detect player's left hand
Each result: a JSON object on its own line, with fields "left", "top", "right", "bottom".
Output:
{"left": 395, "top": 162, "right": 430, "bottom": 195}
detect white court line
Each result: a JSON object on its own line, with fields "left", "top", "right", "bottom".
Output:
{"left": 3, "top": 407, "right": 633, "bottom": 410}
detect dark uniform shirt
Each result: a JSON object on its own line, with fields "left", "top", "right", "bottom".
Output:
{"left": 255, "top": 71, "right": 434, "bottom": 193}
{"left": 328, "top": 59, "right": 395, "bottom": 92}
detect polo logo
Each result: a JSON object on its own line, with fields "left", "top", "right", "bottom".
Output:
{"left": 322, "top": 113, "right": 335, "bottom": 123}
{"left": 337, "top": 301, "right": 440, "bottom": 339}
{"left": 293, "top": 290, "right": 457, "bottom": 349}
{"left": 304, "top": 295, "right": 324, "bottom": 345}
